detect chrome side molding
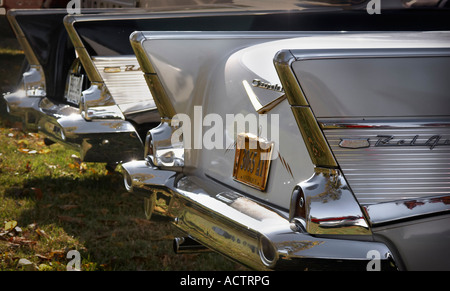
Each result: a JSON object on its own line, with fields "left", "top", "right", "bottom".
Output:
{"left": 364, "top": 195, "right": 450, "bottom": 225}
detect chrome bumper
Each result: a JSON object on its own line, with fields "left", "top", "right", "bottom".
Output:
{"left": 3, "top": 92, "right": 143, "bottom": 164}
{"left": 4, "top": 90, "right": 41, "bottom": 131}
{"left": 121, "top": 160, "right": 398, "bottom": 271}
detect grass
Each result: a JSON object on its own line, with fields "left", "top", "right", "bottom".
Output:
{"left": 0, "top": 117, "right": 245, "bottom": 271}
{"left": 0, "top": 32, "right": 244, "bottom": 271}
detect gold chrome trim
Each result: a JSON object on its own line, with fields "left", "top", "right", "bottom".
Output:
{"left": 6, "top": 10, "right": 46, "bottom": 95}
{"left": 6, "top": 10, "right": 40, "bottom": 66}
{"left": 273, "top": 50, "right": 309, "bottom": 106}
{"left": 129, "top": 31, "right": 157, "bottom": 74}
{"left": 64, "top": 15, "right": 104, "bottom": 83}
{"left": 143, "top": 74, "right": 177, "bottom": 119}
{"left": 274, "top": 50, "right": 337, "bottom": 168}
{"left": 130, "top": 31, "right": 176, "bottom": 119}
{"left": 291, "top": 106, "right": 337, "bottom": 168}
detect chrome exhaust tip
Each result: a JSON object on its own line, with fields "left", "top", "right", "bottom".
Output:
{"left": 173, "top": 237, "right": 211, "bottom": 254}
{"left": 258, "top": 235, "right": 278, "bottom": 268}
{"left": 123, "top": 170, "right": 133, "bottom": 192}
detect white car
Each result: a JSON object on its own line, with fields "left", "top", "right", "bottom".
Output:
{"left": 121, "top": 1, "right": 450, "bottom": 271}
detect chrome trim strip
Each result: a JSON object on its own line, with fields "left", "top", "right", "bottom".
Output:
{"left": 365, "top": 195, "right": 450, "bottom": 225}
{"left": 289, "top": 48, "right": 450, "bottom": 62}
{"left": 319, "top": 117, "right": 450, "bottom": 130}
{"left": 121, "top": 160, "right": 397, "bottom": 271}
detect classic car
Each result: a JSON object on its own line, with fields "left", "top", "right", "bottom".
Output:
{"left": 120, "top": 2, "right": 450, "bottom": 270}
{"left": 4, "top": 3, "right": 378, "bottom": 167}
{"left": 2, "top": 8, "right": 159, "bottom": 166}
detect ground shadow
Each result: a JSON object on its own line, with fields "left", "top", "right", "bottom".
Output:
{"left": 3, "top": 171, "right": 241, "bottom": 271}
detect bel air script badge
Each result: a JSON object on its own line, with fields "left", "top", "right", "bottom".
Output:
{"left": 340, "top": 135, "right": 450, "bottom": 150}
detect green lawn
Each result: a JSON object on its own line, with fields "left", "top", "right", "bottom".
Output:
{"left": 0, "top": 119, "right": 243, "bottom": 271}
{"left": 0, "top": 39, "right": 242, "bottom": 270}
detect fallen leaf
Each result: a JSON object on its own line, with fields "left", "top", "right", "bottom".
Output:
{"left": 154, "top": 206, "right": 166, "bottom": 213}
{"left": 79, "top": 162, "right": 87, "bottom": 173}
{"left": 71, "top": 154, "right": 82, "bottom": 164}
{"left": 4, "top": 220, "right": 18, "bottom": 232}
{"left": 35, "top": 254, "right": 51, "bottom": 261}
{"left": 38, "top": 148, "right": 51, "bottom": 154}
{"left": 9, "top": 237, "right": 37, "bottom": 246}
{"left": 50, "top": 250, "right": 65, "bottom": 258}
{"left": 17, "top": 139, "right": 29, "bottom": 147}
{"left": 28, "top": 132, "right": 39, "bottom": 138}
{"left": 35, "top": 228, "right": 49, "bottom": 239}
{"left": 68, "top": 163, "right": 78, "bottom": 169}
